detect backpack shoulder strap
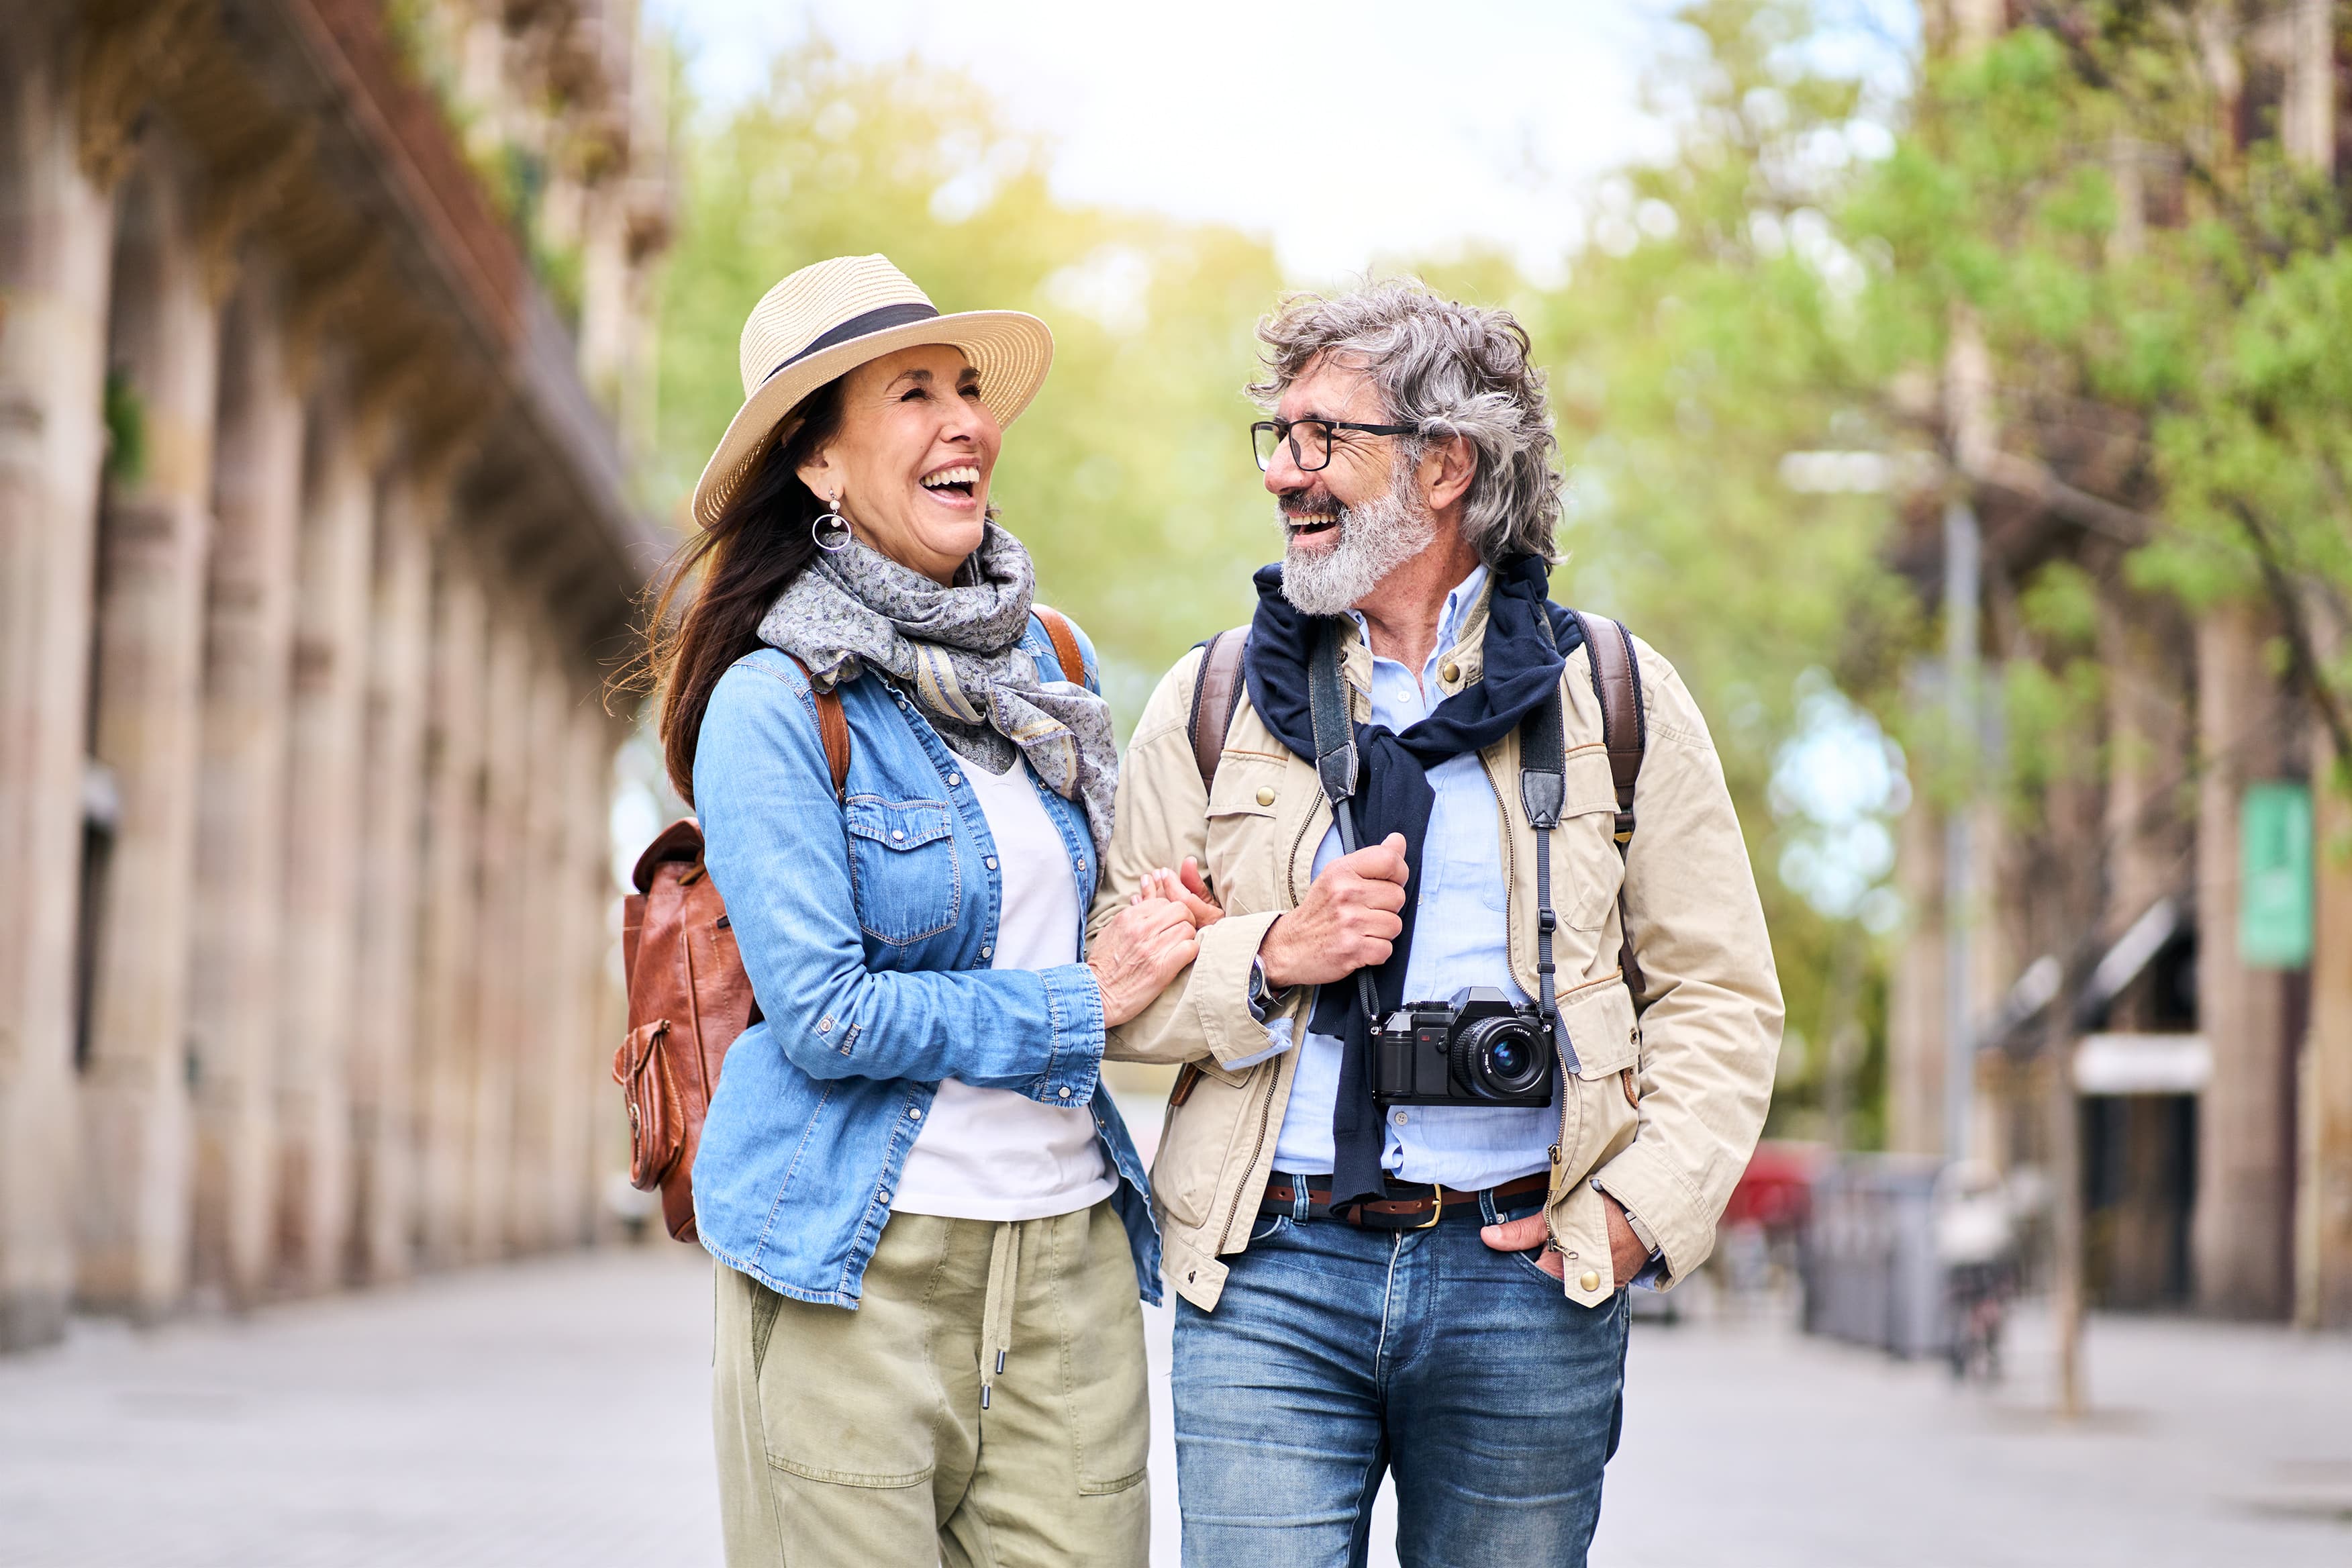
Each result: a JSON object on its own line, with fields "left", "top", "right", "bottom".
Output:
{"left": 1032, "top": 605, "right": 1087, "bottom": 685}
{"left": 1187, "top": 625, "right": 1251, "bottom": 794}
{"left": 1559, "top": 610, "right": 1648, "bottom": 1001}
{"left": 1565, "top": 611, "right": 1646, "bottom": 842}
{"left": 786, "top": 655, "right": 851, "bottom": 801}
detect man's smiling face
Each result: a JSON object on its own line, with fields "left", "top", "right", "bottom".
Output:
{"left": 1262, "top": 356, "right": 1435, "bottom": 616}
{"left": 1264, "top": 356, "right": 1402, "bottom": 554}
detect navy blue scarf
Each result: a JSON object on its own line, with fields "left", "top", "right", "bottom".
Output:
{"left": 1243, "top": 553, "right": 1579, "bottom": 1206}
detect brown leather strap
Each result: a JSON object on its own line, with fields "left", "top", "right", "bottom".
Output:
{"left": 1189, "top": 625, "right": 1250, "bottom": 793}
{"left": 1032, "top": 605, "right": 1087, "bottom": 685}
{"left": 1573, "top": 612, "right": 1647, "bottom": 1004}
{"left": 788, "top": 655, "right": 851, "bottom": 801}
{"left": 1576, "top": 612, "right": 1645, "bottom": 842}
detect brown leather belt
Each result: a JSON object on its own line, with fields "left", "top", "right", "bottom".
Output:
{"left": 1259, "top": 1173, "right": 1551, "bottom": 1230}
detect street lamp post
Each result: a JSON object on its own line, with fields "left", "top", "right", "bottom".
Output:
{"left": 1943, "top": 498, "right": 1980, "bottom": 1169}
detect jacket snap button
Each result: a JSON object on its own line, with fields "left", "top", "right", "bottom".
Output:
{"left": 979, "top": 945, "right": 993, "bottom": 959}
{"left": 1579, "top": 1270, "right": 1601, "bottom": 1292}
{"left": 908, "top": 1108, "right": 922, "bottom": 1120}
{"left": 947, "top": 773, "right": 961, "bottom": 787}
{"left": 1442, "top": 660, "right": 1461, "bottom": 683}
{"left": 985, "top": 856, "right": 997, "bottom": 870}
{"left": 1058, "top": 1087, "right": 1072, "bottom": 1099}
{"left": 1255, "top": 786, "right": 1276, "bottom": 806}
{"left": 891, "top": 829, "right": 905, "bottom": 842}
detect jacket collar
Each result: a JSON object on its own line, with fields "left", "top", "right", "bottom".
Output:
{"left": 1333, "top": 561, "right": 1498, "bottom": 706}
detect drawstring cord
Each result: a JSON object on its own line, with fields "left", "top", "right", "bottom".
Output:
{"left": 979, "top": 1220, "right": 1020, "bottom": 1410}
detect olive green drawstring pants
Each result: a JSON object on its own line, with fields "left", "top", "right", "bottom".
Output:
{"left": 712, "top": 1199, "right": 1150, "bottom": 1567}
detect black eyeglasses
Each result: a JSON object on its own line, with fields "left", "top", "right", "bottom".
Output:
{"left": 1251, "top": 418, "right": 1419, "bottom": 473}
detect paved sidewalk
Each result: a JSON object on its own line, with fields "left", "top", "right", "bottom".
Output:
{"left": 5, "top": 1243, "right": 2349, "bottom": 1567}
{"left": 0, "top": 1247, "right": 722, "bottom": 1568}
{"left": 1593, "top": 1295, "right": 2352, "bottom": 1568}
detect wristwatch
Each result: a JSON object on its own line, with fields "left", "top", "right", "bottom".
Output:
{"left": 1246, "top": 957, "right": 1294, "bottom": 1022}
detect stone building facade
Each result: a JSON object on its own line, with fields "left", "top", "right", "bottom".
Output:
{"left": 1888, "top": 1, "right": 2352, "bottom": 1328}
{"left": 0, "top": 0, "right": 670, "bottom": 1350}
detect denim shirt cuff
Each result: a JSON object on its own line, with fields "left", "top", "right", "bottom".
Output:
{"left": 1035, "top": 961, "right": 1107, "bottom": 1106}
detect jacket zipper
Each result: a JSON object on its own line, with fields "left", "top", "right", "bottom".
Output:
{"left": 1478, "top": 746, "right": 1573, "bottom": 1175}
{"left": 1215, "top": 1061, "right": 1280, "bottom": 1253}
{"left": 1284, "top": 798, "right": 1324, "bottom": 906}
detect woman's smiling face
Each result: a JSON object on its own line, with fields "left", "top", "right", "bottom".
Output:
{"left": 795, "top": 343, "right": 1001, "bottom": 584}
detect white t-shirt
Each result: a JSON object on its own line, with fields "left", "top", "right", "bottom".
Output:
{"left": 889, "top": 754, "right": 1117, "bottom": 1222}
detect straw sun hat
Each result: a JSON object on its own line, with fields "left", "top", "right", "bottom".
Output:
{"left": 689, "top": 254, "right": 1054, "bottom": 530}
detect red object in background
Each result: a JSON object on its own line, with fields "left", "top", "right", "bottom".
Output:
{"left": 1724, "top": 1140, "right": 1830, "bottom": 1233}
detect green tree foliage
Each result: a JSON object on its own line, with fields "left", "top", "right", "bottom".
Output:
{"left": 654, "top": 41, "right": 1286, "bottom": 713}
{"left": 1845, "top": 6, "right": 2352, "bottom": 774}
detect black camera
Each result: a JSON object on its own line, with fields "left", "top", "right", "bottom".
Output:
{"left": 1371, "top": 986, "right": 1556, "bottom": 1108}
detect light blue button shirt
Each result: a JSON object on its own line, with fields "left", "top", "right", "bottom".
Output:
{"left": 1237, "top": 563, "right": 1559, "bottom": 1189}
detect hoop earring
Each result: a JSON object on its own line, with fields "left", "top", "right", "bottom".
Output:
{"left": 811, "top": 506, "right": 851, "bottom": 553}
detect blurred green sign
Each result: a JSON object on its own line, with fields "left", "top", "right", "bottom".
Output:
{"left": 2240, "top": 782, "right": 2312, "bottom": 968}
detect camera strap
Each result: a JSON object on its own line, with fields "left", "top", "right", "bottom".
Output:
{"left": 1517, "top": 680, "right": 1571, "bottom": 1069}
{"left": 1307, "top": 620, "right": 1383, "bottom": 1027}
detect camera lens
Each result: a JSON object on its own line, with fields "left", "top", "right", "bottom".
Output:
{"left": 1451, "top": 1014, "right": 1551, "bottom": 1100}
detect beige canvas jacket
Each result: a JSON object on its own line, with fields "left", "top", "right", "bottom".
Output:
{"left": 1089, "top": 589, "right": 1783, "bottom": 1313}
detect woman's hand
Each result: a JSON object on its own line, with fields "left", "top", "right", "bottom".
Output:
{"left": 1088, "top": 896, "right": 1201, "bottom": 1028}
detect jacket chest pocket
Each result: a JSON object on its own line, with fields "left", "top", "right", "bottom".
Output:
{"left": 1203, "top": 752, "right": 1293, "bottom": 917}
{"left": 1559, "top": 750, "right": 1627, "bottom": 932}
{"left": 844, "top": 797, "right": 960, "bottom": 946}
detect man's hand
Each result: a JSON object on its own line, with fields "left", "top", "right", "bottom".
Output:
{"left": 1257, "top": 832, "right": 1410, "bottom": 989}
{"left": 1134, "top": 857, "right": 1222, "bottom": 928}
{"left": 1479, "top": 1193, "right": 1649, "bottom": 1285}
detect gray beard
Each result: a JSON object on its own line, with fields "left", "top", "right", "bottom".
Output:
{"left": 1277, "top": 468, "right": 1436, "bottom": 618}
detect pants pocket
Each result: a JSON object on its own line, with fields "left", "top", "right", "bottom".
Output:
{"left": 754, "top": 1226, "right": 942, "bottom": 1487}
{"left": 1057, "top": 1203, "right": 1152, "bottom": 1496}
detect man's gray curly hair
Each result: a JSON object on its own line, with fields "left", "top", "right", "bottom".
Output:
{"left": 1248, "top": 278, "right": 1563, "bottom": 564}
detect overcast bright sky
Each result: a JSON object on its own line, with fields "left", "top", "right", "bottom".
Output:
{"left": 648, "top": 0, "right": 1708, "bottom": 283}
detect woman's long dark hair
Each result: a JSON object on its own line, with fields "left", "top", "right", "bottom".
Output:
{"left": 640, "top": 378, "right": 847, "bottom": 803}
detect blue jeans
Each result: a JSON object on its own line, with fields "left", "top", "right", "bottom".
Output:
{"left": 1171, "top": 1192, "right": 1629, "bottom": 1568}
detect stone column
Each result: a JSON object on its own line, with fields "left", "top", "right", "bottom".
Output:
{"left": 504, "top": 643, "right": 570, "bottom": 1253}
{"left": 2192, "top": 604, "right": 2296, "bottom": 1317}
{"left": 347, "top": 461, "right": 435, "bottom": 1283}
{"left": 413, "top": 552, "right": 487, "bottom": 1267}
{"left": 560, "top": 698, "right": 620, "bottom": 1246}
{"left": 77, "top": 146, "right": 222, "bottom": 1320}
{"left": 187, "top": 266, "right": 303, "bottom": 1308}
{"left": 2100, "top": 593, "right": 2193, "bottom": 936}
{"left": 0, "top": 13, "right": 117, "bottom": 1351}
{"left": 467, "top": 609, "right": 532, "bottom": 1259}
{"left": 2304, "top": 728, "right": 2352, "bottom": 1329}
{"left": 273, "top": 366, "right": 377, "bottom": 1295}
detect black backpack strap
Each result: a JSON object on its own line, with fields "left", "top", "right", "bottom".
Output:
{"left": 1560, "top": 610, "right": 1648, "bottom": 1000}
{"left": 1187, "top": 625, "right": 1251, "bottom": 794}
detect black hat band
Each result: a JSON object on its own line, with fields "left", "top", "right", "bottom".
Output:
{"left": 763, "top": 301, "right": 942, "bottom": 384}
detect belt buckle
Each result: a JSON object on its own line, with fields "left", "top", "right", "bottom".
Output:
{"left": 1412, "top": 1185, "right": 1444, "bottom": 1230}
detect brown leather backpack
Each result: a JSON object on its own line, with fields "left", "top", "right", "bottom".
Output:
{"left": 615, "top": 609, "right": 1087, "bottom": 1242}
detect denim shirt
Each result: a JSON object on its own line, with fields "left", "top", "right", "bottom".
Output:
{"left": 690, "top": 617, "right": 1161, "bottom": 1308}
